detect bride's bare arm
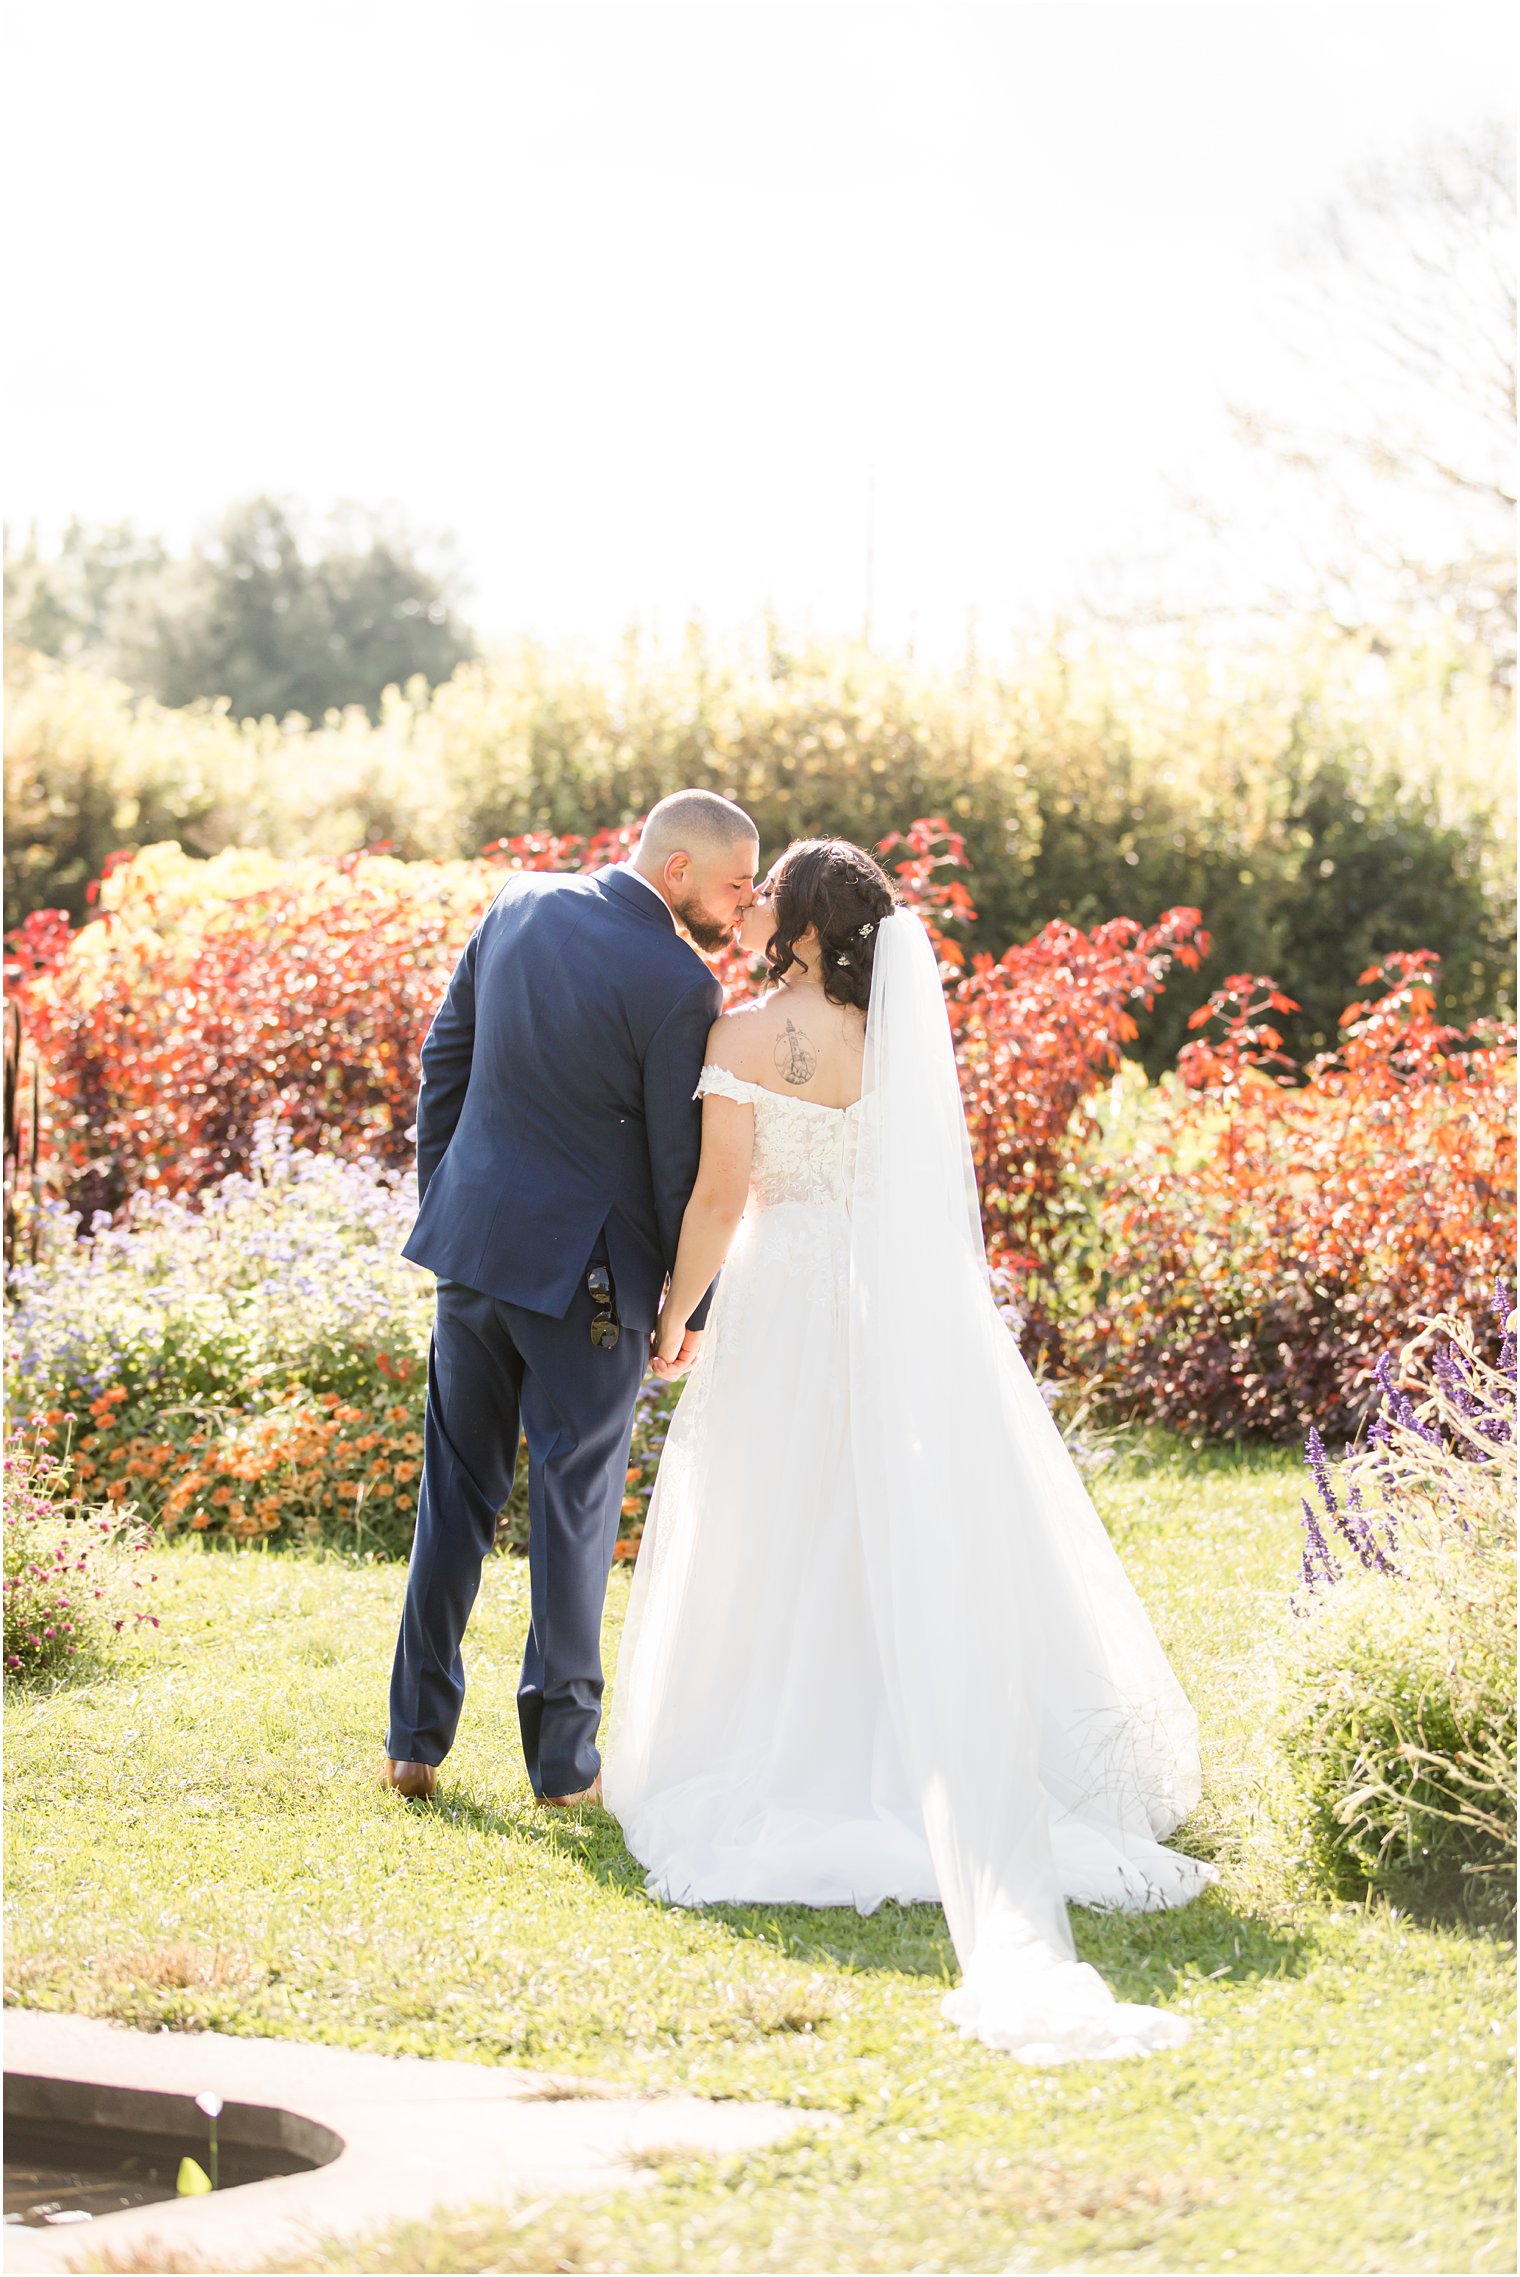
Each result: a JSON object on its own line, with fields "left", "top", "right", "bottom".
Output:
{"left": 653, "top": 1084, "right": 755, "bottom": 1367}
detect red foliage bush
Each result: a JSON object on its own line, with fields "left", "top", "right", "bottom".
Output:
{"left": 8, "top": 831, "right": 1513, "bottom": 1442}
{"left": 3, "top": 828, "right": 636, "bottom": 1223}
{"left": 3, "top": 818, "right": 983, "bottom": 1221}
{"left": 952, "top": 908, "right": 1211, "bottom": 1340}
{"left": 1061, "top": 955, "right": 1516, "bottom": 1438}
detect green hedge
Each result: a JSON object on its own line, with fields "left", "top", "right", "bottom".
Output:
{"left": 6, "top": 625, "right": 1512, "bottom": 1069}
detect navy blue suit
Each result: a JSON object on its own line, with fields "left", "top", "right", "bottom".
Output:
{"left": 387, "top": 865, "right": 722, "bottom": 1795}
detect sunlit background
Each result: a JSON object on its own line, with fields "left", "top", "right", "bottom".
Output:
{"left": 4, "top": 0, "right": 1514, "bottom": 658}
{"left": 3, "top": 27, "right": 1516, "bottom": 2257}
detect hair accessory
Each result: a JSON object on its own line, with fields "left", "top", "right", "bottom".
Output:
{"left": 858, "top": 920, "right": 874, "bottom": 937}
{"left": 837, "top": 954, "right": 850, "bottom": 966}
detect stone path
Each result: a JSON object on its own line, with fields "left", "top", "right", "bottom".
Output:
{"left": 3, "top": 2010, "right": 817, "bottom": 2272}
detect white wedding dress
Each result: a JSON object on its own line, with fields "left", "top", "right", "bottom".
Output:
{"left": 602, "top": 911, "right": 1215, "bottom": 2063}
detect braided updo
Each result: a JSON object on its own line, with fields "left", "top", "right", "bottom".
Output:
{"left": 762, "top": 838, "right": 898, "bottom": 1013}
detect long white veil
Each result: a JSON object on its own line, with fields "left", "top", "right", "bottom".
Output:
{"left": 848, "top": 909, "right": 1212, "bottom": 2062}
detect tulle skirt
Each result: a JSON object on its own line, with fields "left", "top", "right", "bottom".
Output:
{"left": 602, "top": 1200, "right": 1212, "bottom": 1928}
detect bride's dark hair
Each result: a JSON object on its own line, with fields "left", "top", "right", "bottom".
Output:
{"left": 762, "top": 839, "right": 898, "bottom": 1012}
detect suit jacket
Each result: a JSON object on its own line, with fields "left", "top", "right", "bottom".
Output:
{"left": 401, "top": 865, "right": 723, "bottom": 1334}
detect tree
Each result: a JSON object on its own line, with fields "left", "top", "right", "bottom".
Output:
{"left": 1232, "top": 116, "right": 1515, "bottom": 681}
{"left": 4, "top": 519, "right": 171, "bottom": 665}
{"left": 1082, "top": 119, "right": 1516, "bottom": 684}
{"left": 3, "top": 496, "right": 477, "bottom": 722}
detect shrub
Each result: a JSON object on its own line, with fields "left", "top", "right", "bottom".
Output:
{"left": 5, "top": 1122, "right": 433, "bottom": 1553}
{"left": 3, "top": 1425, "right": 159, "bottom": 1683}
{"left": 1, "top": 820, "right": 1209, "bottom": 1255}
{"left": 1054, "top": 959, "right": 1517, "bottom": 1437}
{"left": 7, "top": 829, "right": 1512, "bottom": 1447}
{"left": 951, "top": 901, "right": 1211, "bottom": 1361}
{"left": 2, "top": 827, "right": 645, "bottom": 1229}
{"left": 7, "top": 625, "right": 1512, "bottom": 1063}
{"left": 1281, "top": 1287, "right": 1516, "bottom": 1925}
{"left": 4, "top": 843, "right": 485, "bottom": 1225}
{"left": 4, "top": 1119, "right": 675, "bottom": 1559}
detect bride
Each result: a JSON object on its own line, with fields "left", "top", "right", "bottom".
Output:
{"left": 601, "top": 837, "right": 1215, "bottom": 2064}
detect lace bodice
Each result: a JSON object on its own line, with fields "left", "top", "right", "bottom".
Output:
{"left": 695, "top": 1064, "right": 861, "bottom": 1211}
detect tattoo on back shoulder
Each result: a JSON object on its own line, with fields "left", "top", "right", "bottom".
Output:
{"left": 774, "top": 1018, "right": 818, "bottom": 1085}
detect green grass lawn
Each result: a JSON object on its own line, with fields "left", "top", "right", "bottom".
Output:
{"left": 4, "top": 1438, "right": 1514, "bottom": 2273}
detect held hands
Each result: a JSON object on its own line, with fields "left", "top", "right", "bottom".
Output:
{"left": 651, "top": 1306, "right": 702, "bottom": 1382}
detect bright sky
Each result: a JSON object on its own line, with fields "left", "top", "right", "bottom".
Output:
{"left": 3, "top": 0, "right": 1513, "bottom": 660}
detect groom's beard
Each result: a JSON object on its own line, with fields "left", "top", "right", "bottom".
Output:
{"left": 670, "top": 887, "right": 740, "bottom": 955}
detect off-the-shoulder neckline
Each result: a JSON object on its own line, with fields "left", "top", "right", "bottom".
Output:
{"left": 699, "top": 1063, "right": 863, "bottom": 1115}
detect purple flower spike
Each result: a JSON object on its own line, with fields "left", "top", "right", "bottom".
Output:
{"left": 1435, "top": 1343, "right": 1478, "bottom": 1417}
{"left": 1373, "top": 1352, "right": 1443, "bottom": 1447}
{"left": 1329, "top": 1494, "right": 1391, "bottom": 1573}
{"left": 1303, "top": 1425, "right": 1339, "bottom": 1516}
{"left": 1298, "top": 1494, "right": 1341, "bottom": 1588}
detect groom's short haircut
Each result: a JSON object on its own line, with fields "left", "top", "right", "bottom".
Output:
{"left": 636, "top": 789, "right": 758, "bottom": 869}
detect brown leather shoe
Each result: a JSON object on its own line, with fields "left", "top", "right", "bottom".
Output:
{"left": 541, "top": 1771, "right": 603, "bottom": 1809}
{"left": 382, "top": 1758, "right": 437, "bottom": 1799}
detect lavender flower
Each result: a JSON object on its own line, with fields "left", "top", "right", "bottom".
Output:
{"left": 1298, "top": 1495, "right": 1341, "bottom": 1589}
{"left": 1295, "top": 1286, "right": 1514, "bottom": 1609}
{"left": 1372, "top": 1352, "right": 1442, "bottom": 1446}
{"left": 1492, "top": 1281, "right": 1516, "bottom": 1379}
{"left": 6, "top": 1116, "right": 431, "bottom": 1436}
{"left": 1434, "top": 1343, "right": 1478, "bottom": 1418}
{"left": 1304, "top": 1426, "right": 1338, "bottom": 1515}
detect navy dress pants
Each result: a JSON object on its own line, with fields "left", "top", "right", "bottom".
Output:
{"left": 386, "top": 1272, "right": 647, "bottom": 1798}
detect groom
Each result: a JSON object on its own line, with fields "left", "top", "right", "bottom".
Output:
{"left": 384, "top": 790, "right": 759, "bottom": 1805}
